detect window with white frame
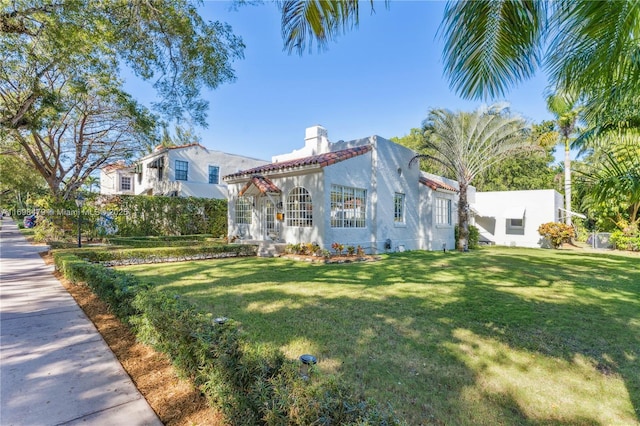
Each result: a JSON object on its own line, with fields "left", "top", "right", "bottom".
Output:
{"left": 394, "top": 192, "right": 405, "bottom": 223}
{"left": 208, "top": 166, "right": 219, "bottom": 184}
{"left": 120, "top": 176, "right": 131, "bottom": 191}
{"left": 330, "top": 184, "right": 366, "bottom": 228}
{"left": 435, "top": 197, "right": 452, "bottom": 226}
{"left": 286, "top": 187, "right": 312, "bottom": 227}
{"left": 235, "top": 197, "right": 252, "bottom": 224}
{"left": 175, "top": 160, "right": 188, "bottom": 181}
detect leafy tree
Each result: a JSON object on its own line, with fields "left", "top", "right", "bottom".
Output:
{"left": 4, "top": 71, "right": 156, "bottom": 199}
{"left": 411, "top": 104, "right": 533, "bottom": 251}
{"left": 0, "top": 139, "right": 47, "bottom": 210}
{"left": 1, "top": 0, "right": 244, "bottom": 129}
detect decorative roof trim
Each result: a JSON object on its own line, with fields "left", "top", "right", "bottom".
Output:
{"left": 419, "top": 176, "right": 458, "bottom": 193}
{"left": 224, "top": 145, "right": 372, "bottom": 180}
{"left": 239, "top": 175, "right": 282, "bottom": 196}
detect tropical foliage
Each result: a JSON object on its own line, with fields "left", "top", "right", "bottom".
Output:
{"left": 537, "top": 222, "right": 575, "bottom": 249}
{"left": 1, "top": 0, "right": 244, "bottom": 199}
{"left": 576, "top": 141, "right": 640, "bottom": 232}
{"left": 441, "top": 0, "right": 640, "bottom": 122}
{"left": 411, "top": 104, "right": 533, "bottom": 251}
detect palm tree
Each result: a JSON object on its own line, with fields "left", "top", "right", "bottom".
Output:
{"left": 278, "top": 1, "right": 639, "bottom": 120}
{"left": 84, "top": 176, "right": 100, "bottom": 194}
{"left": 410, "top": 104, "right": 533, "bottom": 251}
{"left": 546, "top": 92, "right": 581, "bottom": 225}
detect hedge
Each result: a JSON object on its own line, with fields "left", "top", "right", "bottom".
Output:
{"left": 70, "top": 244, "right": 257, "bottom": 266}
{"left": 52, "top": 250, "right": 404, "bottom": 425}
{"left": 100, "top": 195, "right": 227, "bottom": 237}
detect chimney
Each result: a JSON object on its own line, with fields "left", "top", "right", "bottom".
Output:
{"left": 304, "top": 125, "right": 329, "bottom": 155}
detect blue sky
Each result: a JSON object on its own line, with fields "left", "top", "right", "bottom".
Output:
{"left": 125, "top": 1, "right": 556, "bottom": 163}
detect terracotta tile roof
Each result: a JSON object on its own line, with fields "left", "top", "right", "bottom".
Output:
{"left": 419, "top": 175, "right": 458, "bottom": 192}
{"left": 152, "top": 143, "right": 207, "bottom": 153}
{"left": 239, "top": 175, "right": 281, "bottom": 196}
{"left": 102, "top": 161, "right": 128, "bottom": 172}
{"left": 224, "top": 145, "right": 372, "bottom": 179}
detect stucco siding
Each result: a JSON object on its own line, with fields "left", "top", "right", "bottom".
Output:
{"left": 474, "top": 189, "right": 564, "bottom": 248}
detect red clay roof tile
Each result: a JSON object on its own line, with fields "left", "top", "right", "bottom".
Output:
{"left": 224, "top": 145, "right": 372, "bottom": 179}
{"left": 239, "top": 175, "right": 281, "bottom": 195}
{"left": 419, "top": 176, "right": 458, "bottom": 192}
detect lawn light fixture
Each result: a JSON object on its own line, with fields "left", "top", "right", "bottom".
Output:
{"left": 75, "top": 194, "right": 85, "bottom": 248}
{"left": 214, "top": 317, "right": 228, "bottom": 325}
{"left": 299, "top": 354, "right": 317, "bottom": 380}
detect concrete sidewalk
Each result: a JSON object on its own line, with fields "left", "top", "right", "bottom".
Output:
{"left": 0, "top": 218, "right": 162, "bottom": 426}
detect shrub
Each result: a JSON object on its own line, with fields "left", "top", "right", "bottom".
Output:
{"left": 610, "top": 229, "right": 640, "bottom": 251}
{"left": 52, "top": 248, "right": 403, "bottom": 425}
{"left": 101, "top": 195, "right": 227, "bottom": 237}
{"left": 454, "top": 225, "right": 480, "bottom": 249}
{"left": 538, "top": 222, "right": 575, "bottom": 248}
{"left": 331, "top": 242, "right": 344, "bottom": 255}
{"left": 70, "top": 244, "right": 257, "bottom": 266}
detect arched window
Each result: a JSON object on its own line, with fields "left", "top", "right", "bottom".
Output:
{"left": 287, "top": 187, "right": 312, "bottom": 227}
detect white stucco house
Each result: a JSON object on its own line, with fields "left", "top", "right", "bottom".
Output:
{"left": 100, "top": 144, "right": 268, "bottom": 198}
{"left": 472, "top": 189, "right": 564, "bottom": 248}
{"left": 99, "top": 161, "right": 136, "bottom": 195}
{"left": 224, "top": 126, "right": 469, "bottom": 254}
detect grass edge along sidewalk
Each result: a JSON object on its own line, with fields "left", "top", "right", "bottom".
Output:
{"left": 53, "top": 248, "right": 404, "bottom": 425}
{"left": 120, "top": 246, "right": 640, "bottom": 426}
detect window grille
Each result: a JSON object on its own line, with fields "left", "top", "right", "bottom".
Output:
{"left": 286, "top": 187, "right": 313, "bottom": 227}
{"left": 330, "top": 184, "right": 366, "bottom": 228}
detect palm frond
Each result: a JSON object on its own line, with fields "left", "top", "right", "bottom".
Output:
{"left": 440, "top": 0, "right": 547, "bottom": 100}
{"left": 279, "top": 0, "right": 387, "bottom": 55}
{"left": 547, "top": 0, "right": 640, "bottom": 120}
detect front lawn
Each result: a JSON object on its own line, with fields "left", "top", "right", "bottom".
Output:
{"left": 121, "top": 247, "right": 640, "bottom": 425}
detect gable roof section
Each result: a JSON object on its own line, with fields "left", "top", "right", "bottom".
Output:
{"left": 419, "top": 175, "right": 458, "bottom": 192}
{"left": 239, "top": 175, "right": 281, "bottom": 196}
{"left": 224, "top": 145, "right": 372, "bottom": 180}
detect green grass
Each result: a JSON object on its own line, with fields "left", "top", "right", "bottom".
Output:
{"left": 121, "top": 247, "right": 640, "bottom": 425}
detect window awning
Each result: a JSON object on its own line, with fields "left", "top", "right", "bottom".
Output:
{"left": 147, "top": 157, "right": 164, "bottom": 169}
{"left": 559, "top": 208, "right": 587, "bottom": 219}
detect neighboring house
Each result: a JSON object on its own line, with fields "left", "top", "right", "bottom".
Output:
{"left": 100, "top": 161, "right": 136, "bottom": 195}
{"left": 224, "top": 125, "right": 469, "bottom": 253}
{"left": 472, "top": 189, "right": 564, "bottom": 248}
{"left": 100, "top": 144, "right": 268, "bottom": 198}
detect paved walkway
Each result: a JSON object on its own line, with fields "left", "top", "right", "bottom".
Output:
{"left": 0, "top": 218, "right": 162, "bottom": 426}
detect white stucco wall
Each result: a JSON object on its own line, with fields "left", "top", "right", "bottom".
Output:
{"left": 133, "top": 145, "right": 268, "bottom": 198}
{"left": 99, "top": 169, "right": 135, "bottom": 195}
{"left": 473, "top": 189, "right": 563, "bottom": 248}
{"left": 226, "top": 134, "right": 459, "bottom": 253}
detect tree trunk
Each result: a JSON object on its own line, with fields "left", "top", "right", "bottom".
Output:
{"left": 457, "top": 182, "right": 469, "bottom": 251}
{"left": 564, "top": 139, "right": 572, "bottom": 226}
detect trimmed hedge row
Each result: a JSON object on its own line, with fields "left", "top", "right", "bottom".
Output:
{"left": 53, "top": 251, "right": 404, "bottom": 425}
{"left": 71, "top": 244, "right": 257, "bottom": 266}
{"left": 105, "top": 234, "right": 218, "bottom": 247}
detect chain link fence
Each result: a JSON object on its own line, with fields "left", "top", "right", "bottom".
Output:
{"left": 586, "top": 232, "right": 613, "bottom": 249}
